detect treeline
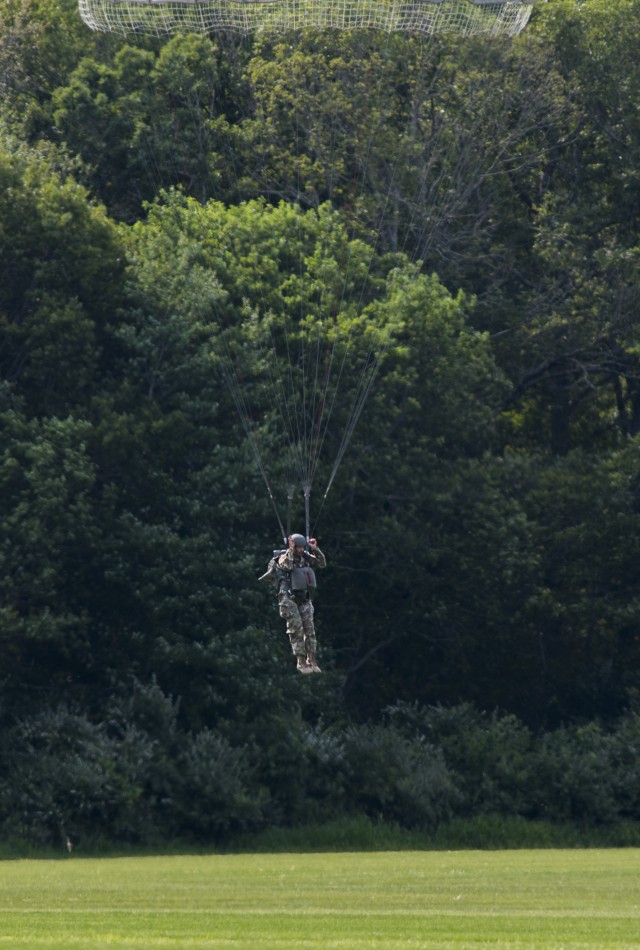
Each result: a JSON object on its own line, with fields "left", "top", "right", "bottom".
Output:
{"left": 3, "top": 693, "right": 640, "bottom": 846}
{"left": 1, "top": 0, "right": 640, "bottom": 846}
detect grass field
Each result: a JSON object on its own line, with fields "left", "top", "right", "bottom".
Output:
{"left": 1, "top": 848, "right": 639, "bottom": 949}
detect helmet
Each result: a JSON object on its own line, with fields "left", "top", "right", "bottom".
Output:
{"left": 290, "top": 534, "right": 306, "bottom": 547}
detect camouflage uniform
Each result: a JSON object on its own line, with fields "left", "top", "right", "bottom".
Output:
{"left": 276, "top": 546, "right": 326, "bottom": 661}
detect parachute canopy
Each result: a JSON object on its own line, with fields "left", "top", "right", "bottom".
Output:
{"left": 79, "top": 0, "right": 536, "bottom": 38}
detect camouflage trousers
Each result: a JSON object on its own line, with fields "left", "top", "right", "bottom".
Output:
{"left": 278, "top": 594, "right": 317, "bottom": 657}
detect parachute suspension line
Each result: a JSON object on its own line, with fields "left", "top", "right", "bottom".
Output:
{"left": 323, "top": 340, "right": 388, "bottom": 500}
{"left": 303, "top": 482, "right": 311, "bottom": 543}
{"left": 304, "top": 63, "right": 347, "bottom": 492}
{"left": 273, "top": 490, "right": 289, "bottom": 548}
{"left": 286, "top": 484, "right": 295, "bottom": 539}
{"left": 308, "top": 103, "right": 409, "bottom": 500}
{"left": 265, "top": 317, "right": 307, "bottom": 487}
{"left": 294, "top": 113, "right": 311, "bottom": 496}
{"left": 310, "top": 326, "right": 391, "bottom": 536}
{"left": 305, "top": 315, "right": 326, "bottom": 489}
{"left": 251, "top": 48, "right": 382, "bottom": 517}
{"left": 308, "top": 347, "right": 332, "bottom": 489}
{"left": 301, "top": 313, "right": 324, "bottom": 499}
{"left": 320, "top": 113, "right": 410, "bottom": 500}
{"left": 318, "top": 37, "right": 458, "bottom": 498}
{"left": 217, "top": 348, "right": 288, "bottom": 544}
{"left": 227, "top": 37, "right": 452, "bottom": 530}
{"left": 282, "top": 257, "right": 308, "bottom": 482}
{"left": 215, "top": 43, "right": 399, "bottom": 539}
{"left": 223, "top": 34, "right": 413, "bottom": 527}
{"left": 270, "top": 83, "right": 349, "bottom": 509}
{"left": 302, "top": 255, "right": 341, "bottom": 493}
{"left": 316, "top": 27, "right": 513, "bottom": 513}
{"left": 230, "top": 225, "right": 307, "bottom": 506}
{"left": 299, "top": 72, "right": 392, "bottom": 497}
{"left": 238, "top": 49, "right": 321, "bottom": 501}
{"left": 243, "top": 35, "right": 390, "bottom": 525}
{"left": 247, "top": 311, "right": 310, "bottom": 532}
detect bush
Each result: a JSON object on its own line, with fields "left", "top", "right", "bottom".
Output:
{"left": 342, "top": 723, "right": 459, "bottom": 830}
{"left": 298, "top": 724, "right": 349, "bottom": 824}
{"left": 172, "top": 730, "right": 266, "bottom": 840}
{"left": 3, "top": 693, "right": 640, "bottom": 849}
{"left": 0, "top": 680, "right": 268, "bottom": 846}
{"left": 530, "top": 723, "right": 626, "bottom": 824}
{"left": 387, "top": 702, "right": 534, "bottom": 817}
{"left": 0, "top": 707, "right": 154, "bottom": 846}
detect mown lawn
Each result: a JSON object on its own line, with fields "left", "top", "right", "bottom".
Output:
{"left": 0, "top": 848, "right": 639, "bottom": 948}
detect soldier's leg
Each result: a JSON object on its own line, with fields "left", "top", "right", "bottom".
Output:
{"left": 299, "top": 600, "right": 321, "bottom": 673}
{"left": 279, "top": 596, "right": 311, "bottom": 673}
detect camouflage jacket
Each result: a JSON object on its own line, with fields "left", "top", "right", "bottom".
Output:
{"left": 276, "top": 546, "right": 326, "bottom": 600}
{"left": 277, "top": 546, "right": 326, "bottom": 573}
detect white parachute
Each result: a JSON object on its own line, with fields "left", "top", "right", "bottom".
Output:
{"left": 79, "top": 0, "right": 535, "bottom": 39}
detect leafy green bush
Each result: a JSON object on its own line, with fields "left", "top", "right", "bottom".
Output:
{"left": 0, "top": 708, "right": 148, "bottom": 846}
{"left": 531, "top": 722, "right": 630, "bottom": 824}
{"left": 297, "top": 724, "right": 349, "bottom": 824}
{"left": 171, "top": 730, "right": 266, "bottom": 840}
{"left": 0, "top": 681, "right": 265, "bottom": 846}
{"left": 387, "top": 702, "right": 535, "bottom": 818}
{"left": 388, "top": 702, "right": 640, "bottom": 826}
{"left": 342, "top": 723, "right": 459, "bottom": 830}
{"left": 608, "top": 713, "right": 640, "bottom": 818}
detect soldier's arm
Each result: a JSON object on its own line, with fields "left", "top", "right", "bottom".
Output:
{"left": 277, "top": 548, "right": 295, "bottom": 570}
{"left": 309, "top": 547, "right": 326, "bottom": 569}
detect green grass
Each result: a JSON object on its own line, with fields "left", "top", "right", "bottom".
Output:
{"left": 3, "top": 816, "right": 640, "bottom": 862}
{"left": 1, "top": 849, "right": 640, "bottom": 948}
{"left": 233, "top": 815, "right": 640, "bottom": 853}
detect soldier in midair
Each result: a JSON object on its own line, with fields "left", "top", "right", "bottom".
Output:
{"left": 264, "top": 533, "right": 326, "bottom": 674}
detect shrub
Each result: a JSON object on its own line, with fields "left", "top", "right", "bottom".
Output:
{"left": 342, "top": 723, "right": 459, "bottom": 830}
{"left": 387, "top": 702, "right": 534, "bottom": 817}
{"left": 531, "top": 723, "right": 625, "bottom": 824}
{"left": 298, "top": 724, "right": 349, "bottom": 824}
{"left": 0, "top": 707, "right": 151, "bottom": 846}
{"left": 172, "top": 730, "right": 266, "bottom": 840}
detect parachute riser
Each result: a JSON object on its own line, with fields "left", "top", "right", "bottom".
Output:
{"left": 267, "top": 487, "right": 288, "bottom": 548}
{"left": 286, "top": 484, "right": 295, "bottom": 541}
{"left": 303, "top": 482, "right": 311, "bottom": 543}
{"left": 276, "top": 483, "right": 310, "bottom": 546}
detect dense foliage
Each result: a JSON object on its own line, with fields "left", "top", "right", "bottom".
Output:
{"left": 1, "top": 0, "right": 640, "bottom": 846}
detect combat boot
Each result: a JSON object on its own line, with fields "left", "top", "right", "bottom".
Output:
{"left": 296, "top": 656, "right": 312, "bottom": 674}
{"left": 307, "top": 652, "right": 321, "bottom": 673}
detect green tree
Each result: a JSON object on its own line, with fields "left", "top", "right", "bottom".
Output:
{"left": 0, "top": 0, "right": 104, "bottom": 130}
{"left": 50, "top": 35, "right": 241, "bottom": 219}
{"left": 0, "top": 135, "right": 125, "bottom": 416}
{"left": 500, "top": 0, "right": 640, "bottom": 454}
{"left": 0, "top": 409, "right": 102, "bottom": 706}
